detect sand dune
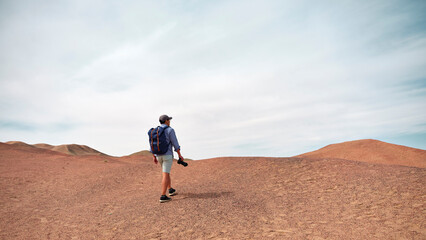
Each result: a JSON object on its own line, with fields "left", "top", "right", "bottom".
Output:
{"left": 1, "top": 142, "right": 65, "bottom": 156}
{"left": 5, "top": 141, "right": 38, "bottom": 149}
{"left": 50, "top": 144, "right": 107, "bottom": 156}
{"left": 33, "top": 143, "right": 54, "bottom": 150}
{"left": 5, "top": 141, "right": 108, "bottom": 156}
{"left": 0, "top": 140, "right": 425, "bottom": 239}
{"left": 295, "top": 139, "right": 426, "bottom": 168}
{"left": 129, "top": 150, "right": 152, "bottom": 156}
{"left": 128, "top": 150, "right": 194, "bottom": 161}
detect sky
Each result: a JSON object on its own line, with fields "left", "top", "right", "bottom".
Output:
{"left": 1, "top": 0, "right": 425, "bottom": 159}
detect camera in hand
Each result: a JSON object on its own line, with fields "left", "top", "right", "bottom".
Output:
{"left": 177, "top": 157, "right": 188, "bottom": 167}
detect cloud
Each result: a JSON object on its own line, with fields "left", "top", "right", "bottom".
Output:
{"left": 1, "top": 0, "right": 425, "bottom": 158}
{"left": 0, "top": 120, "right": 36, "bottom": 131}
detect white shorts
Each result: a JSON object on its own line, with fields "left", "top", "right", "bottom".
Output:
{"left": 157, "top": 155, "right": 173, "bottom": 173}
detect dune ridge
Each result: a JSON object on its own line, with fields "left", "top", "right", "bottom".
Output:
{"left": 33, "top": 143, "right": 54, "bottom": 150}
{"left": 5, "top": 141, "right": 37, "bottom": 149}
{"left": 51, "top": 144, "right": 106, "bottom": 156}
{"left": 5, "top": 141, "right": 108, "bottom": 156}
{"left": 295, "top": 139, "right": 426, "bottom": 168}
{"left": 129, "top": 150, "right": 152, "bottom": 156}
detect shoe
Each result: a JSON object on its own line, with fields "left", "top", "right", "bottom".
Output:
{"left": 169, "top": 188, "right": 177, "bottom": 196}
{"left": 159, "top": 195, "right": 171, "bottom": 203}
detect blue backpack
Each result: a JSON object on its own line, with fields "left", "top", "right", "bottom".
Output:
{"left": 148, "top": 126, "right": 169, "bottom": 154}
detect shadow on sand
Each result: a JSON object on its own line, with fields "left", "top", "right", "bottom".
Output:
{"left": 179, "top": 191, "right": 233, "bottom": 199}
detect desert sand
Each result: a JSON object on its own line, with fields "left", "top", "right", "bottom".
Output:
{"left": 295, "top": 139, "right": 426, "bottom": 168}
{"left": 7, "top": 141, "right": 107, "bottom": 156}
{"left": 0, "top": 140, "right": 425, "bottom": 239}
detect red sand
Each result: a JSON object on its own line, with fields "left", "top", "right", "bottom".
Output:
{"left": 0, "top": 141, "right": 425, "bottom": 239}
{"left": 7, "top": 141, "right": 107, "bottom": 156}
{"left": 295, "top": 139, "right": 426, "bottom": 168}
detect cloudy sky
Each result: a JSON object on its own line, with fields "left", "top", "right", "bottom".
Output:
{"left": 1, "top": 0, "right": 425, "bottom": 159}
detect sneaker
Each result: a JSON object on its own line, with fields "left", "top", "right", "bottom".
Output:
{"left": 159, "top": 195, "right": 171, "bottom": 203}
{"left": 169, "top": 188, "right": 177, "bottom": 196}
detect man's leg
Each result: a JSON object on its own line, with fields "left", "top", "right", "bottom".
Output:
{"left": 161, "top": 172, "right": 170, "bottom": 196}
{"left": 168, "top": 173, "right": 172, "bottom": 189}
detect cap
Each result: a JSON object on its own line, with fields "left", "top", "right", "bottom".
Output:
{"left": 159, "top": 114, "right": 173, "bottom": 122}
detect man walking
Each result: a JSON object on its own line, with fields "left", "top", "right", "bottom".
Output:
{"left": 152, "top": 115, "right": 184, "bottom": 203}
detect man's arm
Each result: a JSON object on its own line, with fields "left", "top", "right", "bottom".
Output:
{"left": 176, "top": 149, "right": 183, "bottom": 160}
{"left": 169, "top": 129, "right": 183, "bottom": 160}
{"left": 152, "top": 154, "right": 158, "bottom": 164}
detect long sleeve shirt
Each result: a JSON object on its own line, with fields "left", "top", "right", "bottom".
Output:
{"left": 156, "top": 124, "right": 180, "bottom": 157}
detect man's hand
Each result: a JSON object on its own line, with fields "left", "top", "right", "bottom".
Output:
{"left": 176, "top": 149, "right": 183, "bottom": 161}
{"left": 153, "top": 155, "right": 158, "bottom": 164}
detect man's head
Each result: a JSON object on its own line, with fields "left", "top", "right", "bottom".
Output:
{"left": 159, "top": 115, "right": 172, "bottom": 126}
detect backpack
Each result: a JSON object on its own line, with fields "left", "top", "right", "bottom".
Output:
{"left": 148, "top": 126, "right": 169, "bottom": 154}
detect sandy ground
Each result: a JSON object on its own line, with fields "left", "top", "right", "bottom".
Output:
{"left": 0, "top": 142, "right": 425, "bottom": 239}
{"left": 296, "top": 139, "right": 426, "bottom": 168}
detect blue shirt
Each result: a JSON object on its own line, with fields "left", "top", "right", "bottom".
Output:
{"left": 156, "top": 124, "right": 181, "bottom": 157}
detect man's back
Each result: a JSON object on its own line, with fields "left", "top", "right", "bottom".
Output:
{"left": 157, "top": 123, "right": 180, "bottom": 157}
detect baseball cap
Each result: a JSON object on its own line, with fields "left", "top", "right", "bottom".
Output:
{"left": 159, "top": 114, "right": 173, "bottom": 122}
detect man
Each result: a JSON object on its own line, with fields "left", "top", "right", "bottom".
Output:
{"left": 153, "top": 114, "right": 184, "bottom": 203}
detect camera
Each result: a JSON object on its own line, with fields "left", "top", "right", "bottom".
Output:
{"left": 177, "top": 157, "right": 188, "bottom": 167}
